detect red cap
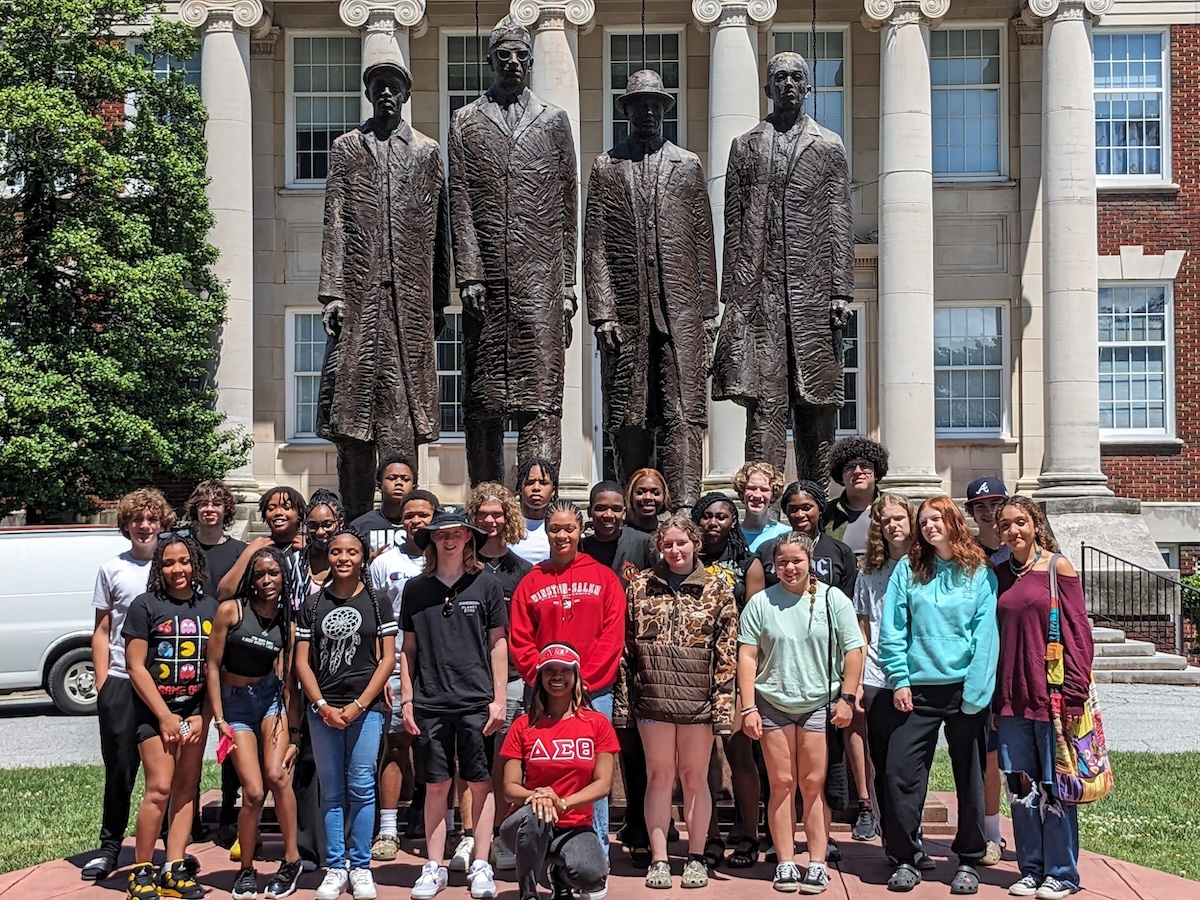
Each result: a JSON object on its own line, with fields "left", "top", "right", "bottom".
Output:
{"left": 536, "top": 643, "right": 581, "bottom": 671}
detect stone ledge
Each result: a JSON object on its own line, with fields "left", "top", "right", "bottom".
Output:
{"left": 1098, "top": 181, "right": 1180, "bottom": 195}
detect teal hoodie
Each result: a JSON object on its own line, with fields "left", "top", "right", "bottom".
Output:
{"left": 878, "top": 556, "right": 999, "bottom": 715}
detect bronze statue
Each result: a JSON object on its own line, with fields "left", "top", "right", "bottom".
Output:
{"left": 448, "top": 18, "right": 578, "bottom": 485}
{"left": 318, "top": 55, "right": 450, "bottom": 521}
{"left": 711, "top": 52, "right": 854, "bottom": 485}
{"left": 584, "top": 70, "right": 717, "bottom": 512}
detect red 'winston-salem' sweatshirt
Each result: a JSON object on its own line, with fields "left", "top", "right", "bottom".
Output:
{"left": 509, "top": 551, "right": 626, "bottom": 692}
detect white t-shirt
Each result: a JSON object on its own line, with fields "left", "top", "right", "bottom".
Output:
{"left": 840, "top": 510, "right": 872, "bottom": 560}
{"left": 370, "top": 544, "right": 426, "bottom": 667}
{"left": 852, "top": 556, "right": 900, "bottom": 689}
{"left": 92, "top": 551, "right": 152, "bottom": 679}
{"left": 511, "top": 517, "right": 551, "bottom": 565}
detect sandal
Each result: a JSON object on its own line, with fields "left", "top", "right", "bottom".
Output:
{"left": 727, "top": 836, "right": 759, "bottom": 869}
{"left": 703, "top": 838, "right": 725, "bottom": 869}
{"left": 629, "top": 846, "right": 652, "bottom": 870}
{"left": 887, "top": 863, "right": 922, "bottom": 893}
{"left": 950, "top": 864, "right": 980, "bottom": 895}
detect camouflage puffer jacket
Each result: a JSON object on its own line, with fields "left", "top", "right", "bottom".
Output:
{"left": 613, "top": 561, "right": 739, "bottom": 733}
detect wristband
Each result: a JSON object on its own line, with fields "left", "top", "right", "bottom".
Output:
{"left": 400, "top": 697, "right": 414, "bottom": 707}
{"left": 214, "top": 717, "right": 226, "bottom": 726}
{"left": 740, "top": 705, "right": 759, "bottom": 716}
{"left": 353, "top": 699, "right": 367, "bottom": 712}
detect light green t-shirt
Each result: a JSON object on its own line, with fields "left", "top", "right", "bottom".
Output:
{"left": 738, "top": 581, "right": 864, "bottom": 715}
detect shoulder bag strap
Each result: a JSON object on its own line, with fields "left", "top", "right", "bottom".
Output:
{"left": 1045, "top": 553, "right": 1065, "bottom": 690}
{"left": 826, "top": 587, "right": 836, "bottom": 712}
{"left": 1047, "top": 553, "right": 1063, "bottom": 643}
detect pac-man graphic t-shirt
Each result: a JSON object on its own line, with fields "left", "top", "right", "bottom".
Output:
{"left": 123, "top": 591, "right": 219, "bottom": 710}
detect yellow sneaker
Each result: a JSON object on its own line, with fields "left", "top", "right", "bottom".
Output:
{"left": 158, "top": 859, "right": 204, "bottom": 899}
{"left": 126, "top": 863, "right": 159, "bottom": 900}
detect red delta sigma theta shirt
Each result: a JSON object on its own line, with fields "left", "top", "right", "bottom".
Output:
{"left": 500, "top": 708, "right": 621, "bottom": 830}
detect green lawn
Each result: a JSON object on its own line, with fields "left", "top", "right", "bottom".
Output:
{"left": 929, "top": 750, "right": 1200, "bottom": 882}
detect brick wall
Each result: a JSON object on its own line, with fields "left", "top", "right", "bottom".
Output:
{"left": 1098, "top": 26, "right": 1200, "bottom": 499}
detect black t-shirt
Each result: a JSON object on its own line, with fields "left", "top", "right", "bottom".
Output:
{"left": 401, "top": 571, "right": 508, "bottom": 715}
{"left": 756, "top": 532, "right": 859, "bottom": 599}
{"left": 201, "top": 537, "right": 248, "bottom": 597}
{"left": 297, "top": 588, "right": 398, "bottom": 711}
{"left": 349, "top": 509, "right": 406, "bottom": 553}
{"left": 478, "top": 550, "right": 533, "bottom": 600}
{"left": 582, "top": 527, "right": 653, "bottom": 588}
{"left": 123, "top": 591, "right": 220, "bottom": 711}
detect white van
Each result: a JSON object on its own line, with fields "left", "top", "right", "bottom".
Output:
{"left": 0, "top": 526, "right": 130, "bottom": 714}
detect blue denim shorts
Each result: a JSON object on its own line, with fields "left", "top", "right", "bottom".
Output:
{"left": 222, "top": 674, "right": 285, "bottom": 733}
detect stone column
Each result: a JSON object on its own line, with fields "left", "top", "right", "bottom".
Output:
{"left": 692, "top": 0, "right": 777, "bottom": 493}
{"left": 181, "top": 0, "right": 268, "bottom": 491}
{"left": 339, "top": 0, "right": 427, "bottom": 120}
{"left": 862, "top": 0, "right": 947, "bottom": 497}
{"left": 1024, "top": 0, "right": 1112, "bottom": 498}
{"left": 510, "top": 0, "right": 596, "bottom": 501}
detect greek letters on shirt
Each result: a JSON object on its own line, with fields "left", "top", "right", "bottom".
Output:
{"left": 527, "top": 737, "right": 596, "bottom": 762}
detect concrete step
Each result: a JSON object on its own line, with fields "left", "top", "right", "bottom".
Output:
{"left": 1092, "top": 626, "right": 1127, "bottom": 644}
{"left": 1094, "top": 639, "right": 1157, "bottom": 658}
{"left": 1092, "top": 651, "right": 1188, "bottom": 671}
{"left": 1093, "top": 666, "right": 1200, "bottom": 685}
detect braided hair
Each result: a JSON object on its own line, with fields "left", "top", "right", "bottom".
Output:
{"left": 308, "top": 527, "right": 385, "bottom": 674}
{"left": 302, "top": 488, "right": 345, "bottom": 588}
{"left": 233, "top": 545, "right": 296, "bottom": 722}
{"left": 147, "top": 533, "right": 208, "bottom": 601}
{"left": 691, "top": 492, "right": 749, "bottom": 564}
{"left": 781, "top": 480, "right": 830, "bottom": 532}
{"left": 515, "top": 457, "right": 559, "bottom": 497}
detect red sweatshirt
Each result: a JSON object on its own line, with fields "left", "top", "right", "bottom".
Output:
{"left": 509, "top": 551, "right": 626, "bottom": 691}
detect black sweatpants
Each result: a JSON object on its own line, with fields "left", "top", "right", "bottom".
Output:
{"left": 883, "top": 682, "right": 987, "bottom": 866}
{"left": 616, "top": 726, "right": 649, "bottom": 844}
{"left": 864, "top": 687, "right": 895, "bottom": 828}
{"left": 97, "top": 677, "right": 141, "bottom": 853}
{"left": 294, "top": 715, "right": 324, "bottom": 865}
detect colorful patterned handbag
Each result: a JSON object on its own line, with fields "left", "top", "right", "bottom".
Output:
{"left": 1046, "top": 555, "right": 1114, "bottom": 804}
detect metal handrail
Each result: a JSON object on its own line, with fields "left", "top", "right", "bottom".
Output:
{"left": 1080, "top": 543, "right": 1188, "bottom": 654}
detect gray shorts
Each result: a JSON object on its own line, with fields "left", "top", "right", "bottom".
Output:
{"left": 756, "top": 693, "right": 828, "bottom": 732}
{"left": 388, "top": 673, "right": 405, "bottom": 734}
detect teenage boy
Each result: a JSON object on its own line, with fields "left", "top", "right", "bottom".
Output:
{"left": 350, "top": 453, "right": 419, "bottom": 552}
{"left": 510, "top": 458, "right": 556, "bottom": 565}
{"left": 188, "top": 480, "right": 247, "bottom": 598}
{"left": 400, "top": 509, "right": 508, "bottom": 900}
{"left": 580, "top": 480, "right": 652, "bottom": 588}
{"left": 81, "top": 488, "right": 174, "bottom": 881}
{"left": 825, "top": 436, "right": 889, "bottom": 559}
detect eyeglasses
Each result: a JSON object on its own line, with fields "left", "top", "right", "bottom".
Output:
{"left": 843, "top": 462, "right": 874, "bottom": 474}
{"left": 306, "top": 519, "right": 339, "bottom": 532}
{"left": 442, "top": 589, "right": 459, "bottom": 618}
{"left": 494, "top": 48, "right": 531, "bottom": 63}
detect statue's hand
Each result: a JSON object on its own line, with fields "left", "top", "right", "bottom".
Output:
{"left": 562, "top": 290, "right": 578, "bottom": 349}
{"left": 322, "top": 299, "right": 345, "bottom": 336}
{"left": 460, "top": 283, "right": 487, "bottom": 319}
{"left": 434, "top": 310, "right": 447, "bottom": 338}
{"left": 596, "top": 321, "right": 622, "bottom": 355}
{"left": 830, "top": 297, "right": 851, "bottom": 329}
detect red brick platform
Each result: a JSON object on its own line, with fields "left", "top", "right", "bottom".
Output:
{"left": 1, "top": 793, "right": 1190, "bottom": 900}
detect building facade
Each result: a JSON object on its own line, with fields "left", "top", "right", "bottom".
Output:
{"left": 159, "top": 0, "right": 1199, "bottom": 556}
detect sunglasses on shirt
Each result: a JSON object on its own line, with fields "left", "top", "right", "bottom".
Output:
{"left": 442, "top": 588, "right": 459, "bottom": 618}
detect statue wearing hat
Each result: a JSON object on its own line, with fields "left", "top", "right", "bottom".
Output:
{"left": 448, "top": 18, "right": 578, "bottom": 486}
{"left": 318, "top": 54, "right": 450, "bottom": 521}
{"left": 584, "top": 70, "right": 717, "bottom": 511}
{"left": 711, "top": 51, "right": 855, "bottom": 485}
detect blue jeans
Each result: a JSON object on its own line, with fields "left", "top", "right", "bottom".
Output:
{"left": 998, "top": 716, "right": 1080, "bottom": 889}
{"left": 590, "top": 686, "right": 613, "bottom": 860}
{"left": 308, "top": 709, "right": 384, "bottom": 870}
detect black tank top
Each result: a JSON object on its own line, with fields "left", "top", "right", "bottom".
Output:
{"left": 224, "top": 601, "right": 286, "bottom": 679}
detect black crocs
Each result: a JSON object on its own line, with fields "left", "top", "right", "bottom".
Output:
{"left": 950, "top": 864, "right": 980, "bottom": 895}
{"left": 887, "top": 863, "right": 922, "bottom": 892}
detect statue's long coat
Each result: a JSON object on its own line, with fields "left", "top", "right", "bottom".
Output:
{"left": 712, "top": 115, "right": 855, "bottom": 407}
{"left": 317, "top": 120, "right": 450, "bottom": 444}
{"left": 584, "top": 139, "right": 718, "bottom": 429}
{"left": 448, "top": 88, "right": 577, "bottom": 417}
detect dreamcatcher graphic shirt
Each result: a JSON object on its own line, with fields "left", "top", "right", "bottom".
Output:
{"left": 123, "top": 591, "right": 220, "bottom": 710}
{"left": 296, "top": 588, "right": 398, "bottom": 711}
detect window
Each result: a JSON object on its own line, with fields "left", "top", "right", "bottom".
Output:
{"left": 770, "top": 29, "right": 848, "bottom": 141}
{"left": 837, "top": 307, "right": 863, "bottom": 435}
{"left": 605, "top": 30, "right": 685, "bottom": 147}
{"left": 1098, "top": 283, "right": 1173, "bottom": 436}
{"left": 288, "top": 34, "right": 362, "bottom": 184}
{"left": 286, "top": 310, "right": 328, "bottom": 439}
{"left": 440, "top": 31, "right": 490, "bottom": 147}
{"left": 436, "top": 312, "right": 468, "bottom": 435}
{"left": 934, "top": 306, "right": 1005, "bottom": 435}
{"left": 930, "top": 27, "right": 1003, "bottom": 178}
{"left": 131, "top": 43, "right": 202, "bottom": 87}
{"left": 1094, "top": 31, "right": 1169, "bottom": 182}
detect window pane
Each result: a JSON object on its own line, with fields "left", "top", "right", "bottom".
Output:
{"left": 931, "top": 29, "right": 1002, "bottom": 176}
{"left": 1097, "top": 284, "right": 1171, "bottom": 433}
{"left": 933, "top": 305, "right": 1005, "bottom": 432}
{"left": 293, "top": 37, "right": 364, "bottom": 183}
{"left": 1094, "top": 31, "right": 1166, "bottom": 177}
{"left": 771, "top": 30, "right": 846, "bottom": 139}
{"left": 610, "top": 31, "right": 682, "bottom": 145}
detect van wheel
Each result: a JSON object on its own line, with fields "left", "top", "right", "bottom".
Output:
{"left": 48, "top": 648, "right": 98, "bottom": 715}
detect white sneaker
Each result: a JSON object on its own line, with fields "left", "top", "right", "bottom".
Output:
{"left": 468, "top": 860, "right": 496, "bottom": 899}
{"left": 581, "top": 879, "right": 608, "bottom": 900}
{"left": 412, "top": 860, "right": 448, "bottom": 900}
{"left": 349, "top": 868, "right": 377, "bottom": 900}
{"left": 450, "top": 836, "right": 475, "bottom": 872}
{"left": 1036, "top": 877, "right": 1076, "bottom": 899}
{"left": 1009, "top": 875, "right": 1041, "bottom": 897}
{"left": 490, "top": 838, "right": 516, "bottom": 871}
{"left": 317, "top": 868, "right": 349, "bottom": 900}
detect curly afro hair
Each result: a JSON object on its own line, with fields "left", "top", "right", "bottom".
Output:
{"left": 829, "top": 436, "right": 889, "bottom": 486}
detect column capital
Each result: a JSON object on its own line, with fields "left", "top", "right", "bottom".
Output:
{"left": 861, "top": 0, "right": 949, "bottom": 31}
{"left": 1010, "top": 14, "right": 1044, "bottom": 45}
{"left": 180, "top": 0, "right": 266, "bottom": 32}
{"left": 339, "top": 0, "right": 428, "bottom": 39}
{"left": 692, "top": 0, "right": 777, "bottom": 32}
{"left": 510, "top": 0, "right": 596, "bottom": 35}
{"left": 1021, "top": 0, "right": 1112, "bottom": 26}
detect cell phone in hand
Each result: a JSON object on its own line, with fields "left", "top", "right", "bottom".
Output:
{"left": 216, "top": 731, "right": 235, "bottom": 764}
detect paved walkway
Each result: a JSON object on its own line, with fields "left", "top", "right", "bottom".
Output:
{"left": 2, "top": 792, "right": 1194, "bottom": 899}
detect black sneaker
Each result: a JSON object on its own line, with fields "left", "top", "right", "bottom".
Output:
{"left": 549, "top": 865, "right": 573, "bottom": 900}
{"left": 82, "top": 848, "right": 119, "bottom": 881}
{"left": 826, "top": 839, "right": 841, "bottom": 863}
{"left": 232, "top": 867, "right": 259, "bottom": 900}
{"left": 852, "top": 804, "right": 876, "bottom": 842}
{"left": 158, "top": 859, "right": 204, "bottom": 899}
{"left": 126, "top": 863, "right": 159, "bottom": 900}
{"left": 265, "top": 859, "right": 303, "bottom": 900}
{"left": 181, "top": 855, "right": 201, "bottom": 878}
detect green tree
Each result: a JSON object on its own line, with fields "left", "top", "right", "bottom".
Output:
{"left": 0, "top": 0, "right": 248, "bottom": 521}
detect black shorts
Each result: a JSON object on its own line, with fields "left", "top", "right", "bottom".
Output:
{"left": 415, "top": 709, "right": 493, "bottom": 784}
{"left": 135, "top": 695, "right": 205, "bottom": 744}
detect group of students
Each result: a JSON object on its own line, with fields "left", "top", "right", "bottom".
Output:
{"left": 83, "top": 436, "right": 1094, "bottom": 900}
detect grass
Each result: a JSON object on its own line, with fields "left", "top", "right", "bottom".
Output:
{"left": 0, "top": 762, "right": 221, "bottom": 875}
{"left": 929, "top": 749, "right": 1200, "bottom": 883}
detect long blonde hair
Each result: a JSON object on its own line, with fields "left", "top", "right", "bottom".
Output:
{"left": 862, "top": 493, "right": 918, "bottom": 574}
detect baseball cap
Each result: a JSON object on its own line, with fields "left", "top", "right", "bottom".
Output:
{"left": 536, "top": 643, "right": 581, "bottom": 671}
{"left": 965, "top": 477, "right": 1008, "bottom": 503}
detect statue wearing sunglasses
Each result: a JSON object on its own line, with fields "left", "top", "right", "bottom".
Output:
{"left": 448, "top": 17, "right": 578, "bottom": 486}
